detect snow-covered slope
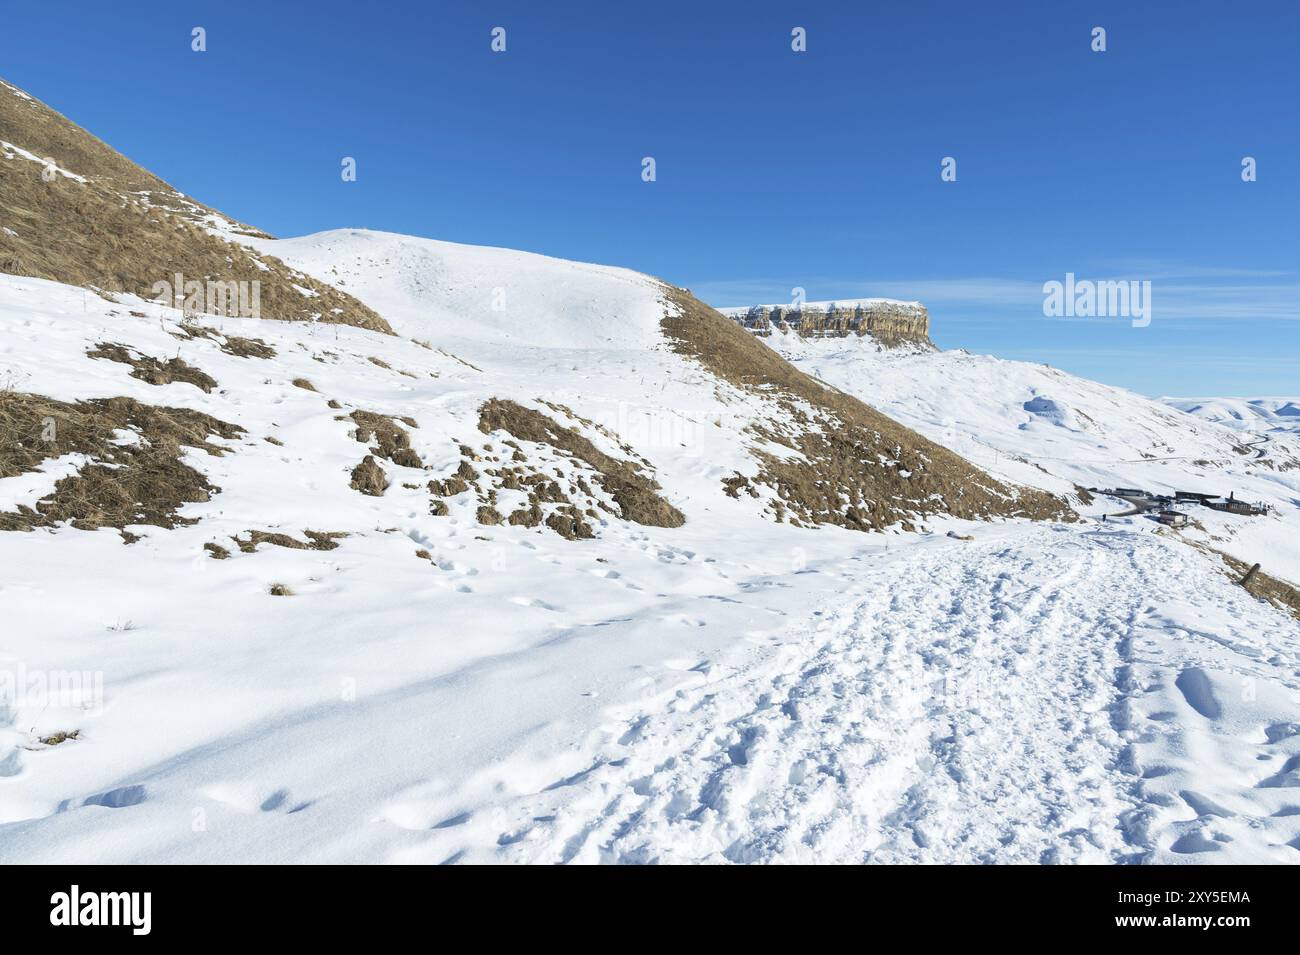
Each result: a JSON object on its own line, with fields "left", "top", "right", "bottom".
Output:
{"left": 767, "top": 333, "right": 1300, "bottom": 588}
{"left": 244, "top": 229, "right": 664, "bottom": 351}
{"left": 1167, "top": 396, "right": 1300, "bottom": 438}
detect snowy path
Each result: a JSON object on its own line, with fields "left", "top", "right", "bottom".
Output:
{"left": 453, "top": 527, "right": 1300, "bottom": 864}
{"left": 3, "top": 520, "right": 1297, "bottom": 863}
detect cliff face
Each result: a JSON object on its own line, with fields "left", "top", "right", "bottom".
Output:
{"left": 718, "top": 299, "right": 933, "bottom": 349}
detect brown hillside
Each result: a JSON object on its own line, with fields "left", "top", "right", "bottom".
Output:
{"left": 0, "top": 76, "right": 391, "bottom": 333}
{"left": 660, "top": 285, "right": 1074, "bottom": 530}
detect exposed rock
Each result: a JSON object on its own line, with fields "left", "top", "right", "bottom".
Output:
{"left": 718, "top": 299, "right": 933, "bottom": 348}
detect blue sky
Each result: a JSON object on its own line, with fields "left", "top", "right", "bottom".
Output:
{"left": 3, "top": 1, "right": 1297, "bottom": 396}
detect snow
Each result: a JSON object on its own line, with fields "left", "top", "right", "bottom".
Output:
{"left": 0, "top": 80, "right": 33, "bottom": 102}
{"left": 470, "top": 524, "right": 1300, "bottom": 864}
{"left": 0, "top": 452, "right": 91, "bottom": 511}
{"left": 242, "top": 229, "right": 668, "bottom": 352}
{"left": 1, "top": 235, "right": 1299, "bottom": 864}
{"left": 768, "top": 333, "right": 1300, "bottom": 586}
{"left": 1, "top": 140, "right": 87, "bottom": 183}
{"left": 1167, "top": 396, "right": 1300, "bottom": 438}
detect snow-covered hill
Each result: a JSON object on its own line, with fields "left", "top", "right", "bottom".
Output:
{"left": 1166, "top": 396, "right": 1300, "bottom": 438}
{"left": 766, "top": 333, "right": 1300, "bottom": 588}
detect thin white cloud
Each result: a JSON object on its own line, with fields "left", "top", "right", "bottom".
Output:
{"left": 693, "top": 267, "right": 1300, "bottom": 322}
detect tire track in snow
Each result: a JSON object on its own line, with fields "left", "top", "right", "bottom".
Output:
{"left": 491, "top": 526, "right": 1153, "bottom": 864}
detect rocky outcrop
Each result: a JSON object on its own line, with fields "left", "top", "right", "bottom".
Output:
{"left": 718, "top": 299, "right": 932, "bottom": 348}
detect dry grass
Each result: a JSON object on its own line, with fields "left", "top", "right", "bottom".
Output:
{"left": 476, "top": 505, "right": 504, "bottom": 525}
{"left": 40, "top": 730, "right": 80, "bottom": 746}
{"left": 350, "top": 411, "right": 422, "bottom": 468}
{"left": 0, "top": 76, "right": 391, "bottom": 334}
{"left": 233, "top": 530, "right": 347, "bottom": 553}
{"left": 478, "top": 398, "right": 684, "bottom": 528}
{"left": 508, "top": 503, "right": 544, "bottom": 527}
{"left": 87, "top": 342, "right": 217, "bottom": 392}
{"left": 545, "top": 507, "right": 595, "bottom": 540}
{"left": 0, "top": 391, "right": 242, "bottom": 534}
{"left": 350, "top": 455, "right": 388, "bottom": 496}
{"left": 659, "top": 285, "right": 1072, "bottom": 531}
{"left": 175, "top": 322, "right": 275, "bottom": 359}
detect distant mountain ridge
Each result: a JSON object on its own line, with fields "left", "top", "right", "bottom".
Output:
{"left": 1165, "top": 396, "right": 1300, "bottom": 437}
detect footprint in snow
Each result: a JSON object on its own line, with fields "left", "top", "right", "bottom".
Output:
{"left": 1256, "top": 754, "right": 1300, "bottom": 789}
{"left": 80, "top": 784, "right": 148, "bottom": 810}
{"left": 0, "top": 747, "right": 24, "bottom": 778}
{"left": 258, "top": 788, "right": 312, "bottom": 813}
{"left": 1168, "top": 830, "right": 1223, "bottom": 854}
{"left": 1179, "top": 790, "right": 1233, "bottom": 818}
{"left": 1265, "top": 722, "right": 1300, "bottom": 744}
{"left": 662, "top": 657, "right": 712, "bottom": 673}
{"left": 433, "top": 811, "right": 473, "bottom": 829}
{"left": 510, "top": 596, "right": 561, "bottom": 611}
{"left": 1174, "top": 667, "right": 1222, "bottom": 720}
{"left": 659, "top": 614, "right": 706, "bottom": 628}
